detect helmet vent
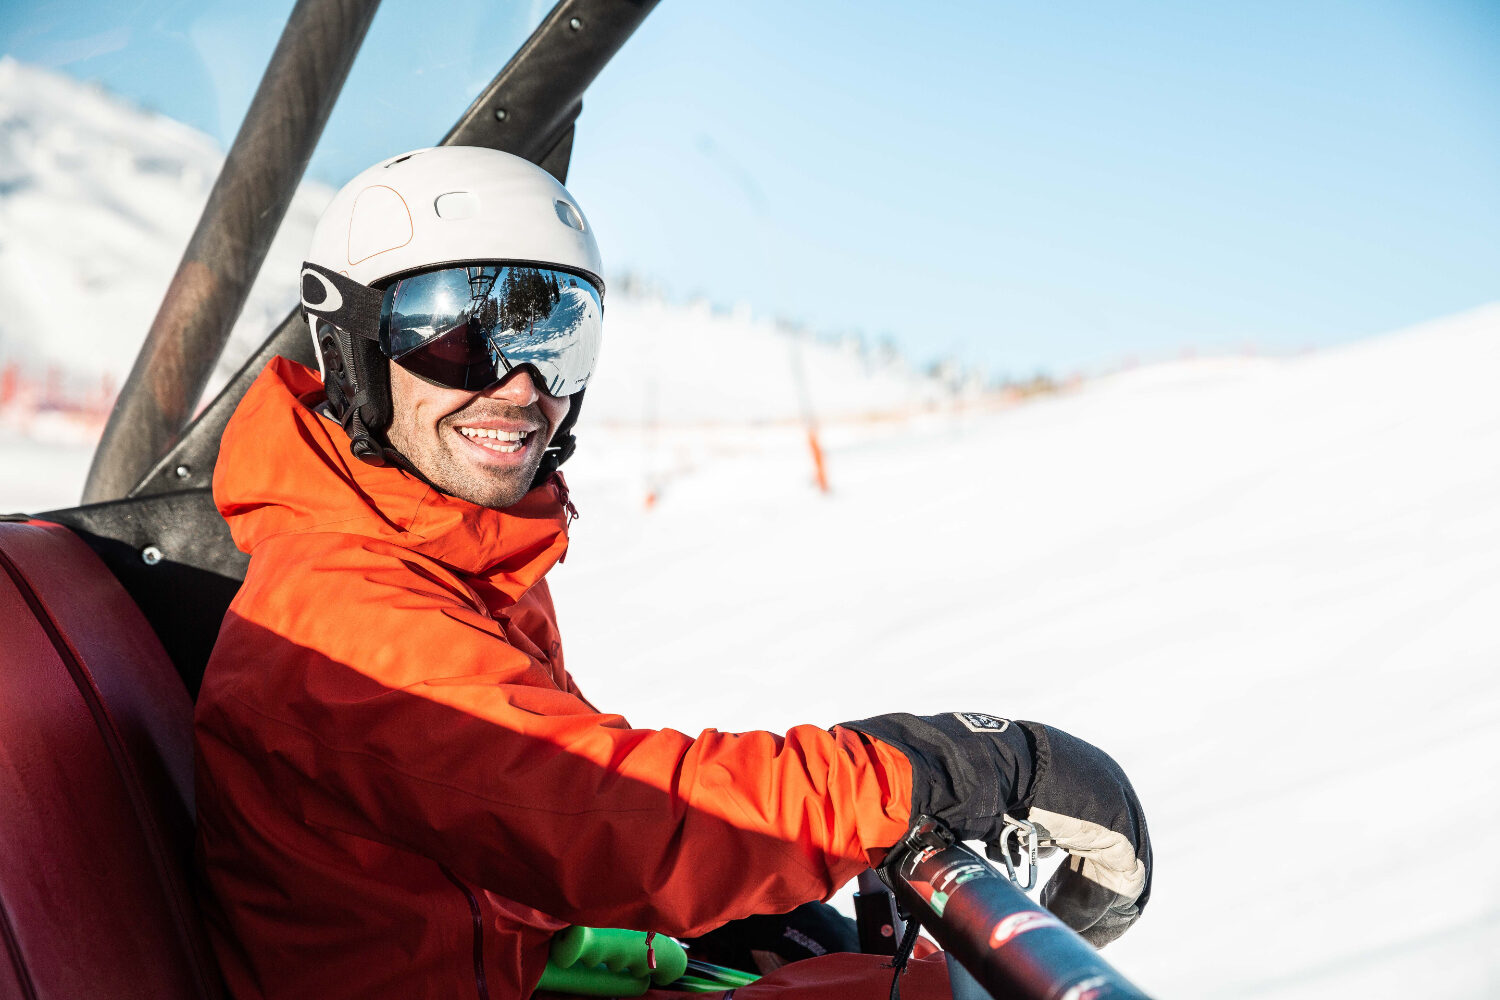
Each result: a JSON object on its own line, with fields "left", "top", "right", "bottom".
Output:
{"left": 554, "top": 199, "right": 585, "bottom": 231}
{"left": 434, "top": 191, "right": 480, "bottom": 220}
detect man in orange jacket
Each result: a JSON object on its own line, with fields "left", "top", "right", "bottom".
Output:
{"left": 195, "top": 147, "right": 1152, "bottom": 1000}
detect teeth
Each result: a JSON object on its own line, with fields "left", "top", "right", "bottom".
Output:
{"left": 458, "top": 426, "right": 527, "bottom": 453}
{"left": 459, "top": 427, "right": 525, "bottom": 441}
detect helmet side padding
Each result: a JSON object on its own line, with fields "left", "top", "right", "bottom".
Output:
{"left": 314, "top": 319, "right": 392, "bottom": 465}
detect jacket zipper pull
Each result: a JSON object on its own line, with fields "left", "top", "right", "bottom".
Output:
{"left": 645, "top": 930, "right": 657, "bottom": 971}
{"left": 554, "top": 475, "right": 579, "bottom": 525}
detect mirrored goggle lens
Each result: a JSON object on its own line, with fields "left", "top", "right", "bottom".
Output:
{"left": 380, "top": 265, "right": 603, "bottom": 396}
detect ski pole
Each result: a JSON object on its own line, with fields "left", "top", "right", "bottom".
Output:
{"left": 883, "top": 817, "right": 1154, "bottom": 1000}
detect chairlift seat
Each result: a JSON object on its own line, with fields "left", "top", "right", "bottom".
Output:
{"left": 0, "top": 520, "right": 222, "bottom": 1000}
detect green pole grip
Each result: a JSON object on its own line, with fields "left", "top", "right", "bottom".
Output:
{"left": 538, "top": 926, "right": 689, "bottom": 996}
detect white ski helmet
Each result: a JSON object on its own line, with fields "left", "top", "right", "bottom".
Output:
{"left": 299, "top": 146, "right": 603, "bottom": 482}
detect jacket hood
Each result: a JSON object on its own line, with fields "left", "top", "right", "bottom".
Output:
{"left": 215, "top": 357, "right": 570, "bottom": 588}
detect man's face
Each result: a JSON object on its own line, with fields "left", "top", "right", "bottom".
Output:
{"left": 385, "top": 363, "right": 571, "bottom": 509}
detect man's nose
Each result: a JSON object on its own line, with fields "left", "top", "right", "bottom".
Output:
{"left": 482, "top": 368, "right": 541, "bottom": 406}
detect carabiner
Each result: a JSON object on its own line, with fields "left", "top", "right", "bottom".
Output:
{"left": 998, "top": 814, "right": 1039, "bottom": 891}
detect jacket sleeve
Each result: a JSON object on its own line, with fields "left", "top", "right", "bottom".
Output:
{"left": 197, "top": 532, "right": 914, "bottom": 936}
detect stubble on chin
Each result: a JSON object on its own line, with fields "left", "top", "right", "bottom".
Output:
{"left": 383, "top": 375, "right": 560, "bottom": 509}
{"left": 427, "top": 439, "right": 541, "bottom": 509}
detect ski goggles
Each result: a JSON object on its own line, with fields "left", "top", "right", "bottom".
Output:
{"left": 300, "top": 261, "right": 604, "bottom": 397}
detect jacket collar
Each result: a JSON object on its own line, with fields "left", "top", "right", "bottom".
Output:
{"left": 215, "top": 357, "right": 570, "bottom": 600}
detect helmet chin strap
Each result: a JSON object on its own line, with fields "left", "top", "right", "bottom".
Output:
{"left": 345, "top": 397, "right": 387, "bottom": 466}
{"left": 529, "top": 388, "right": 583, "bottom": 491}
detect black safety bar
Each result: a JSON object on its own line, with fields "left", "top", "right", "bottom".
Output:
{"left": 82, "top": 0, "right": 383, "bottom": 504}
{"left": 885, "top": 819, "right": 1154, "bottom": 1000}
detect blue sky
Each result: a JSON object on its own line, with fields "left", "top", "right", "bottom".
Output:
{"left": 4, "top": 0, "right": 1498, "bottom": 376}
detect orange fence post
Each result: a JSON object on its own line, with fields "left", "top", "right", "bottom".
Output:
{"left": 806, "top": 426, "right": 830, "bottom": 494}
{"left": 0, "top": 363, "right": 17, "bottom": 408}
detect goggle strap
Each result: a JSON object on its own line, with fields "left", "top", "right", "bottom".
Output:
{"left": 299, "top": 261, "right": 384, "bottom": 341}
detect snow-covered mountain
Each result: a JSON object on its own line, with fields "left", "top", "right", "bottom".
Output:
{"left": 0, "top": 57, "right": 964, "bottom": 430}
{"left": 0, "top": 57, "right": 332, "bottom": 387}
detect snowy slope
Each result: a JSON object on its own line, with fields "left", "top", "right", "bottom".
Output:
{"left": 549, "top": 305, "right": 1500, "bottom": 999}
{"left": 4, "top": 56, "right": 1499, "bottom": 1000}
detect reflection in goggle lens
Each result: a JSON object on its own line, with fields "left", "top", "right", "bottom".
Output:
{"left": 381, "top": 265, "right": 603, "bottom": 396}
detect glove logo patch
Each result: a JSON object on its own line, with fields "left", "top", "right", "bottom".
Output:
{"left": 955, "top": 712, "right": 1010, "bottom": 733}
{"left": 988, "top": 910, "right": 1062, "bottom": 949}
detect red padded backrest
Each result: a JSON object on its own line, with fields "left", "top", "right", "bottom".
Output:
{"left": 0, "top": 521, "right": 222, "bottom": 1000}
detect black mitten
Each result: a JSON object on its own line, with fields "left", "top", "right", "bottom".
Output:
{"left": 841, "top": 712, "right": 1151, "bottom": 946}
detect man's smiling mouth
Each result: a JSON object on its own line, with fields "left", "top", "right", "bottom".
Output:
{"left": 454, "top": 424, "right": 535, "bottom": 455}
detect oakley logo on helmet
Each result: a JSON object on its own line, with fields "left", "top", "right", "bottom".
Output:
{"left": 955, "top": 712, "right": 1010, "bottom": 733}
{"left": 300, "top": 267, "right": 343, "bottom": 314}
{"left": 298, "top": 262, "right": 385, "bottom": 339}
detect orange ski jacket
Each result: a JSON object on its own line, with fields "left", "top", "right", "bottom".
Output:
{"left": 194, "top": 358, "right": 915, "bottom": 999}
